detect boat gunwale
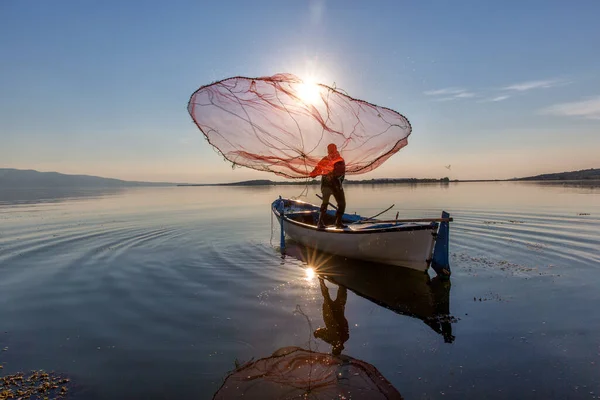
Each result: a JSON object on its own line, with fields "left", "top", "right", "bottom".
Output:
{"left": 272, "top": 199, "right": 438, "bottom": 234}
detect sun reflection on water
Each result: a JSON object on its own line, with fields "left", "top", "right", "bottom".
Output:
{"left": 304, "top": 267, "right": 316, "bottom": 281}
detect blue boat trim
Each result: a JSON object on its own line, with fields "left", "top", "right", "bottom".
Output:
{"left": 275, "top": 196, "right": 286, "bottom": 250}
{"left": 431, "top": 211, "right": 451, "bottom": 278}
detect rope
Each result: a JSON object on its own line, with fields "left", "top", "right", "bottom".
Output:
{"left": 290, "top": 177, "right": 311, "bottom": 200}
{"left": 270, "top": 204, "right": 274, "bottom": 246}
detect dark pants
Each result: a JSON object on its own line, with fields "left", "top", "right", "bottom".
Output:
{"left": 319, "top": 184, "right": 346, "bottom": 227}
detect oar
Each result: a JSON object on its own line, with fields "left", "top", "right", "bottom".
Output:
{"left": 359, "top": 203, "right": 395, "bottom": 222}
{"left": 315, "top": 194, "right": 338, "bottom": 210}
{"left": 352, "top": 217, "right": 453, "bottom": 224}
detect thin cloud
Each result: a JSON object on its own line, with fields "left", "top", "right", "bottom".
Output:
{"left": 424, "top": 87, "right": 466, "bottom": 96}
{"left": 454, "top": 92, "right": 476, "bottom": 98}
{"left": 427, "top": 77, "right": 572, "bottom": 105}
{"left": 502, "top": 79, "right": 567, "bottom": 92}
{"left": 425, "top": 87, "right": 476, "bottom": 101}
{"left": 480, "top": 95, "right": 510, "bottom": 103}
{"left": 540, "top": 96, "right": 600, "bottom": 120}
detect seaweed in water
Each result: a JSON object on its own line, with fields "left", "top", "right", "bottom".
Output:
{"left": 0, "top": 370, "right": 69, "bottom": 400}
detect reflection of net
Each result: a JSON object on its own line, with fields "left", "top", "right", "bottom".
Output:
{"left": 188, "top": 74, "right": 411, "bottom": 178}
{"left": 213, "top": 346, "right": 403, "bottom": 399}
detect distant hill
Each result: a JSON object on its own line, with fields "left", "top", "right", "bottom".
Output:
{"left": 513, "top": 168, "right": 600, "bottom": 181}
{"left": 0, "top": 168, "right": 178, "bottom": 188}
{"left": 179, "top": 179, "right": 275, "bottom": 187}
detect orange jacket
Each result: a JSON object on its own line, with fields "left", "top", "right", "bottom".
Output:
{"left": 309, "top": 152, "right": 345, "bottom": 178}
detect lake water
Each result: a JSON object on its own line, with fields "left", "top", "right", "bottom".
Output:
{"left": 1, "top": 182, "right": 599, "bottom": 399}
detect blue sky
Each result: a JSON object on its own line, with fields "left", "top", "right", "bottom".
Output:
{"left": 1, "top": 0, "right": 599, "bottom": 182}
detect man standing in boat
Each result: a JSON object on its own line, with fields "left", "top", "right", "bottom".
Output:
{"left": 310, "top": 143, "right": 346, "bottom": 229}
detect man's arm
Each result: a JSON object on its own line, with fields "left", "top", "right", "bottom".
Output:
{"left": 310, "top": 157, "right": 329, "bottom": 178}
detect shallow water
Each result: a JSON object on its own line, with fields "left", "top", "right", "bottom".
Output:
{"left": 0, "top": 182, "right": 599, "bottom": 399}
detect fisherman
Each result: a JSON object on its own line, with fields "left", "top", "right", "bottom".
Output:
{"left": 309, "top": 143, "right": 346, "bottom": 229}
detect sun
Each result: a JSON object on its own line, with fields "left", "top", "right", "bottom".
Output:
{"left": 296, "top": 79, "right": 321, "bottom": 105}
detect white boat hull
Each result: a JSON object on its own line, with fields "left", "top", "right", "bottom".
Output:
{"left": 272, "top": 198, "right": 440, "bottom": 272}
{"left": 281, "top": 220, "right": 436, "bottom": 271}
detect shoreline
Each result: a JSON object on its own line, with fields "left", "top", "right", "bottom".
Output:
{"left": 177, "top": 178, "right": 600, "bottom": 187}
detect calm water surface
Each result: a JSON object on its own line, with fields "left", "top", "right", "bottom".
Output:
{"left": 1, "top": 182, "right": 599, "bottom": 399}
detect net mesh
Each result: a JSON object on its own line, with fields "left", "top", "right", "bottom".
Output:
{"left": 188, "top": 73, "right": 411, "bottom": 179}
{"left": 212, "top": 346, "right": 403, "bottom": 399}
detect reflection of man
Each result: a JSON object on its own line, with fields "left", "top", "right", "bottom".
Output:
{"left": 314, "top": 277, "right": 349, "bottom": 356}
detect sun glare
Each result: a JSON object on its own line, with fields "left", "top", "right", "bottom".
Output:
{"left": 296, "top": 80, "right": 321, "bottom": 105}
{"left": 305, "top": 267, "right": 316, "bottom": 281}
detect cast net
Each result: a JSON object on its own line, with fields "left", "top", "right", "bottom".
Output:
{"left": 188, "top": 73, "right": 411, "bottom": 178}
{"left": 212, "top": 346, "right": 403, "bottom": 399}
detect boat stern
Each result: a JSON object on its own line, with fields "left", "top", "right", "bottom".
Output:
{"left": 431, "top": 211, "right": 451, "bottom": 278}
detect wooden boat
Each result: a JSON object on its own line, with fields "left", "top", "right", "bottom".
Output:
{"left": 272, "top": 197, "right": 452, "bottom": 276}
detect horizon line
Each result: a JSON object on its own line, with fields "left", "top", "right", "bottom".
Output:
{"left": 1, "top": 166, "right": 599, "bottom": 187}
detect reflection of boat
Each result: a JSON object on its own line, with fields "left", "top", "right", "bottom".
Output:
{"left": 213, "top": 246, "right": 458, "bottom": 399}
{"left": 271, "top": 197, "right": 451, "bottom": 276}
{"left": 213, "top": 346, "right": 403, "bottom": 399}
{"left": 285, "top": 243, "right": 455, "bottom": 343}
